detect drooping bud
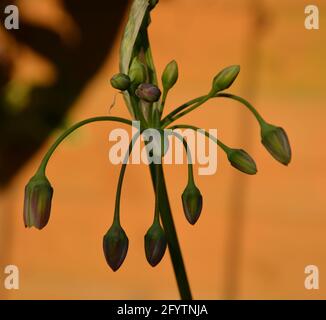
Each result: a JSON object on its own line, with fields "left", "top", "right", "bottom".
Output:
{"left": 182, "top": 182, "right": 203, "bottom": 225}
{"left": 110, "top": 73, "right": 131, "bottom": 91}
{"left": 23, "top": 172, "right": 53, "bottom": 230}
{"left": 135, "top": 83, "right": 161, "bottom": 103}
{"left": 261, "top": 123, "right": 292, "bottom": 165}
{"left": 144, "top": 221, "right": 167, "bottom": 267}
{"left": 227, "top": 149, "right": 257, "bottom": 175}
{"left": 129, "top": 57, "right": 146, "bottom": 86}
{"left": 149, "top": 0, "right": 159, "bottom": 10}
{"left": 103, "top": 223, "right": 129, "bottom": 272}
{"left": 211, "top": 65, "right": 240, "bottom": 94}
{"left": 162, "top": 60, "right": 178, "bottom": 93}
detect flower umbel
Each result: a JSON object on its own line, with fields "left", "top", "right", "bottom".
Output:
{"left": 23, "top": 0, "right": 292, "bottom": 300}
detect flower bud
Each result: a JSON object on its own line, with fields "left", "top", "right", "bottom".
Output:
{"left": 135, "top": 83, "right": 161, "bottom": 103}
{"left": 228, "top": 149, "right": 257, "bottom": 175}
{"left": 145, "top": 222, "right": 167, "bottom": 267}
{"left": 261, "top": 123, "right": 292, "bottom": 165}
{"left": 103, "top": 223, "right": 129, "bottom": 271}
{"left": 23, "top": 173, "right": 53, "bottom": 230}
{"left": 162, "top": 60, "right": 178, "bottom": 93}
{"left": 211, "top": 65, "right": 240, "bottom": 94}
{"left": 110, "top": 73, "right": 131, "bottom": 91}
{"left": 129, "top": 57, "right": 146, "bottom": 86}
{"left": 182, "top": 183, "right": 203, "bottom": 225}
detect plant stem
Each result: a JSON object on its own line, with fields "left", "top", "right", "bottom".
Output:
{"left": 217, "top": 93, "right": 265, "bottom": 125}
{"left": 38, "top": 116, "right": 132, "bottom": 174}
{"left": 113, "top": 132, "right": 142, "bottom": 225}
{"left": 162, "top": 92, "right": 265, "bottom": 128}
{"left": 149, "top": 163, "right": 192, "bottom": 300}
{"left": 169, "top": 124, "right": 231, "bottom": 154}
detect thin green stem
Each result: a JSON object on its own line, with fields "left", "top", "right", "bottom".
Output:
{"left": 38, "top": 116, "right": 133, "bottom": 174}
{"left": 114, "top": 131, "right": 142, "bottom": 224}
{"left": 170, "top": 132, "right": 195, "bottom": 185}
{"left": 163, "top": 94, "right": 211, "bottom": 127}
{"left": 169, "top": 124, "right": 231, "bottom": 154}
{"left": 153, "top": 163, "right": 160, "bottom": 224}
{"left": 149, "top": 163, "right": 192, "bottom": 300}
{"left": 217, "top": 93, "right": 265, "bottom": 125}
{"left": 162, "top": 92, "right": 265, "bottom": 127}
{"left": 162, "top": 96, "right": 206, "bottom": 125}
{"left": 160, "top": 91, "right": 168, "bottom": 114}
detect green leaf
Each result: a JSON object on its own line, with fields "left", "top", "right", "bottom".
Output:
{"left": 119, "top": 0, "right": 150, "bottom": 74}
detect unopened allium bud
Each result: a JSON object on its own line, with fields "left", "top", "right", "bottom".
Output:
{"left": 182, "top": 183, "right": 203, "bottom": 225}
{"left": 110, "top": 73, "right": 131, "bottom": 91}
{"left": 24, "top": 173, "right": 53, "bottom": 230}
{"left": 261, "top": 123, "right": 292, "bottom": 165}
{"left": 103, "top": 223, "right": 129, "bottom": 272}
{"left": 228, "top": 149, "right": 257, "bottom": 175}
{"left": 145, "top": 221, "right": 167, "bottom": 267}
{"left": 136, "top": 83, "right": 161, "bottom": 103}
{"left": 162, "top": 60, "right": 178, "bottom": 93}
{"left": 211, "top": 65, "right": 240, "bottom": 94}
{"left": 129, "top": 57, "right": 146, "bottom": 86}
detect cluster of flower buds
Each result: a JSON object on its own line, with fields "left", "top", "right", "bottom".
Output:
{"left": 23, "top": 0, "right": 292, "bottom": 286}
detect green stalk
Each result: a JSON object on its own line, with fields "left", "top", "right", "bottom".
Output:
{"left": 217, "top": 93, "right": 265, "bottom": 125}
{"left": 162, "top": 92, "right": 265, "bottom": 127}
{"left": 170, "top": 132, "right": 195, "bottom": 185}
{"left": 38, "top": 116, "right": 132, "bottom": 174}
{"left": 163, "top": 94, "right": 212, "bottom": 127}
{"left": 149, "top": 163, "right": 192, "bottom": 300}
{"left": 113, "top": 132, "right": 141, "bottom": 225}
{"left": 169, "top": 124, "right": 231, "bottom": 154}
{"left": 162, "top": 95, "right": 206, "bottom": 125}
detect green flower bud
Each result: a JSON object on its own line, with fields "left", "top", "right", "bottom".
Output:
{"left": 110, "top": 73, "right": 131, "bottom": 91}
{"left": 103, "top": 223, "right": 129, "bottom": 272}
{"left": 24, "top": 173, "right": 53, "bottom": 230}
{"left": 144, "top": 221, "right": 167, "bottom": 267}
{"left": 129, "top": 57, "right": 146, "bottom": 86}
{"left": 162, "top": 60, "right": 178, "bottom": 93}
{"left": 135, "top": 83, "right": 161, "bottom": 103}
{"left": 228, "top": 149, "right": 257, "bottom": 175}
{"left": 182, "top": 183, "right": 203, "bottom": 225}
{"left": 211, "top": 65, "right": 240, "bottom": 94}
{"left": 149, "top": 0, "right": 159, "bottom": 9}
{"left": 261, "top": 123, "right": 292, "bottom": 166}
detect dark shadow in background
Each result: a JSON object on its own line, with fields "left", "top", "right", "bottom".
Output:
{"left": 0, "top": 0, "right": 130, "bottom": 188}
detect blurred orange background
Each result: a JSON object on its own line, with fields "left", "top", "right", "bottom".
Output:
{"left": 0, "top": 0, "right": 326, "bottom": 299}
